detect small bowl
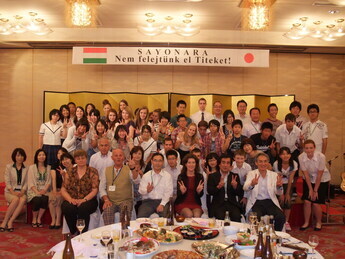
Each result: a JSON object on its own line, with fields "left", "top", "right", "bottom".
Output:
{"left": 223, "top": 226, "right": 239, "bottom": 235}
{"left": 175, "top": 215, "right": 185, "bottom": 222}
{"left": 236, "top": 232, "right": 251, "bottom": 242}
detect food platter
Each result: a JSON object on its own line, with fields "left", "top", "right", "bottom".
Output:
{"left": 121, "top": 237, "right": 160, "bottom": 257}
{"left": 225, "top": 236, "right": 256, "bottom": 250}
{"left": 192, "top": 241, "right": 240, "bottom": 258}
{"left": 152, "top": 250, "right": 203, "bottom": 259}
{"left": 173, "top": 225, "right": 219, "bottom": 240}
{"left": 136, "top": 226, "right": 183, "bottom": 244}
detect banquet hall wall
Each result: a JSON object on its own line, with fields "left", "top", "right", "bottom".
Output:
{"left": 0, "top": 49, "right": 343, "bottom": 184}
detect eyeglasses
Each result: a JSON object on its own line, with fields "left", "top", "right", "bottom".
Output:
{"left": 152, "top": 159, "right": 163, "bottom": 162}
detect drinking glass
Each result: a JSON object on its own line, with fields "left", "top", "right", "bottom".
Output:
{"left": 112, "top": 229, "right": 121, "bottom": 242}
{"left": 102, "top": 231, "right": 112, "bottom": 257}
{"left": 209, "top": 217, "right": 216, "bottom": 228}
{"left": 308, "top": 235, "right": 319, "bottom": 259}
{"left": 157, "top": 217, "right": 165, "bottom": 228}
{"left": 76, "top": 219, "right": 85, "bottom": 242}
{"left": 248, "top": 212, "right": 257, "bottom": 235}
{"left": 107, "top": 243, "right": 115, "bottom": 259}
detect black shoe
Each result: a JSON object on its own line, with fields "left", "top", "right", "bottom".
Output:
{"left": 314, "top": 226, "right": 322, "bottom": 231}
{"left": 0, "top": 227, "right": 6, "bottom": 232}
{"left": 37, "top": 223, "right": 43, "bottom": 228}
{"left": 7, "top": 227, "right": 14, "bottom": 232}
{"left": 49, "top": 225, "right": 55, "bottom": 229}
{"left": 299, "top": 225, "right": 309, "bottom": 231}
{"left": 54, "top": 225, "right": 61, "bottom": 230}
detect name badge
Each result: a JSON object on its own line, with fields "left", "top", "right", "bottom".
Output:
{"left": 109, "top": 185, "right": 116, "bottom": 192}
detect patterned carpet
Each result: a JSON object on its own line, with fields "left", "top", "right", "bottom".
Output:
{"left": 0, "top": 194, "right": 344, "bottom": 259}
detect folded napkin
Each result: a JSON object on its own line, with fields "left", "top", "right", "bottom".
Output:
{"left": 48, "top": 239, "right": 99, "bottom": 257}
{"left": 192, "top": 218, "right": 209, "bottom": 227}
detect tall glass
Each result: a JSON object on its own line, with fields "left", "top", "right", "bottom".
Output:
{"left": 76, "top": 219, "right": 85, "bottom": 242}
{"left": 102, "top": 231, "right": 112, "bottom": 257}
{"left": 308, "top": 235, "right": 319, "bottom": 259}
{"left": 248, "top": 212, "right": 257, "bottom": 235}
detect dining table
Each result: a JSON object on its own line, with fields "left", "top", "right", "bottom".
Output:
{"left": 49, "top": 218, "right": 324, "bottom": 259}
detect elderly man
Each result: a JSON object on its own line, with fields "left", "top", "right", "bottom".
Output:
{"left": 138, "top": 153, "right": 173, "bottom": 218}
{"left": 100, "top": 149, "right": 140, "bottom": 225}
{"left": 89, "top": 137, "right": 114, "bottom": 179}
{"left": 243, "top": 153, "right": 285, "bottom": 231}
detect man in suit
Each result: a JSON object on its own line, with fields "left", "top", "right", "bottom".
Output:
{"left": 207, "top": 154, "right": 243, "bottom": 222}
{"left": 243, "top": 152, "right": 285, "bottom": 231}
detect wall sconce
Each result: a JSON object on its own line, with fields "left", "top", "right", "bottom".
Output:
{"left": 0, "top": 12, "right": 53, "bottom": 35}
{"left": 283, "top": 17, "right": 345, "bottom": 41}
{"left": 65, "top": 0, "right": 100, "bottom": 27}
{"left": 137, "top": 13, "right": 200, "bottom": 37}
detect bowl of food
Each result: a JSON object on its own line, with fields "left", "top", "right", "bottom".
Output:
{"left": 223, "top": 226, "right": 239, "bottom": 236}
{"left": 236, "top": 232, "right": 251, "bottom": 242}
{"left": 175, "top": 215, "right": 185, "bottom": 223}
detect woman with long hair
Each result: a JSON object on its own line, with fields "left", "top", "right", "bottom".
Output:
{"left": 221, "top": 109, "right": 235, "bottom": 138}
{"left": 120, "top": 106, "right": 136, "bottom": 140}
{"left": 106, "top": 108, "right": 118, "bottom": 140}
{"left": 27, "top": 149, "right": 51, "bottom": 228}
{"left": 175, "top": 122, "right": 200, "bottom": 161}
{"left": 111, "top": 125, "right": 134, "bottom": 162}
{"left": 135, "top": 106, "right": 149, "bottom": 137}
{"left": 273, "top": 147, "right": 298, "bottom": 231}
{"left": 59, "top": 105, "right": 73, "bottom": 145}
{"left": 73, "top": 106, "right": 86, "bottom": 125}
{"left": 118, "top": 99, "right": 129, "bottom": 121}
{"left": 85, "top": 103, "right": 96, "bottom": 123}
{"left": 89, "top": 119, "right": 109, "bottom": 160}
{"left": 155, "top": 111, "right": 174, "bottom": 150}
{"left": 175, "top": 154, "right": 204, "bottom": 218}
{"left": 0, "top": 148, "right": 28, "bottom": 232}
{"left": 204, "top": 152, "right": 219, "bottom": 218}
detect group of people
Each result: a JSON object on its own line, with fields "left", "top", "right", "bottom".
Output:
{"left": 1, "top": 97, "right": 330, "bottom": 233}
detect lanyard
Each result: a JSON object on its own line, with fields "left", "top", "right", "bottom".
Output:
{"left": 251, "top": 122, "right": 260, "bottom": 133}
{"left": 112, "top": 166, "right": 123, "bottom": 185}
{"left": 151, "top": 171, "right": 162, "bottom": 188}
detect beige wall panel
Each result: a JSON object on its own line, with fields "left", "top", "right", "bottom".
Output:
{"left": 67, "top": 50, "right": 103, "bottom": 92}
{"left": 243, "top": 53, "right": 278, "bottom": 95}
{"left": 208, "top": 67, "right": 244, "bottom": 95}
{"left": 172, "top": 66, "right": 208, "bottom": 94}
{"left": 276, "top": 53, "right": 311, "bottom": 118}
{"left": 310, "top": 54, "right": 344, "bottom": 184}
{"left": 102, "top": 65, "right": 138, "bottom": 92}
{"left": 0, "top": 50, "right": 33, "bottom": 181}
{"left": 138, "top": 66, "right": 173, "bottom": 93}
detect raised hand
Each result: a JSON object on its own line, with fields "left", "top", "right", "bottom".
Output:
{"left": 147, "top": 182, "right": 154, "bottom": 193}
{"left": 128, "top": 159, "right": 135, "bottom": 169}
{"left": 178, "top": 180, "right": 187, "bottom": 194}
{"left": 231, "top": 174, "right": 238, "bottom": 188}
{"left": 196, "top": 180, "right": 204, "bottom": 194}
{"left": 219, "top": 131, "right": 225, "bottom": 141}
{"left": 269, "top": 140, "right": 276, "bottom": 150}
{"left": 251, "top": 174, "right": 260, "bottom": 187}
{"left": 276, "top": 174, "right": 283, "bottom": 187}
{"left": 217, "top": 176, "right": 225, "bottom": 189}
{"left": 81, "top": 131, "right": 88, "bottom": 140}
{"left": 299, "top": 132, "right": 305, "bottom": 141}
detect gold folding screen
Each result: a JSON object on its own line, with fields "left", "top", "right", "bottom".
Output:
{"left": 44, "top": 91, "right": 294, "bottom": 122}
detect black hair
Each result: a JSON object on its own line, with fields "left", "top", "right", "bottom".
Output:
{"left": 198, "top": 120, "right": 209, "bottom": 128}
{"left": 34, "top": 149, "right": 47, "bottom": 167}
{"left": 67, "top": 102, "right": 76, "bottom": 106}
{"left": 75, "top": 117, "right": 90, "bottom": 132}
{"left": 89, "top": 108, "right": 100, "bottom": 118}
{"left": 223, "top": 109, "right": 235, "bottom": 124}
{"left": 191, "top": 148, "right": 202, "bottom": 154}
{"left": 209, "top": 119, "right": 220, "bottom": 130}
{"left": 94, "top": 119, "right": 108, "bottom": 135}
{"left": 60, "top": 152, "right": 75, "bottom": 167}
{"left": 285, "top": 113, "right": 296, "bottom": 122}
{"left": 151, "top": 152, "right": 164, "bottom": 161}
{"left": 164, "top": 137, "right": 173, "bottom": 144}
{"left": 277, "top": 147, "right": 294, "bottom": 172}
{"left": 160, "top": 111, "right": 171, "bottom": 122}
{"left": 49, "top": 109, "right": 61, "bottom": 120}
{"left": 232, "top": 119, "right": 243, "bottom": 128}
{"left": 114, "top": 125, "right": 128, "bottom": 141}
{"left": 307, "top": 104, "right": 320, "bottom": 113}
{"left": 261, "top": 121, "right": 273, "bottom": 131}
{"left": 177, "top": 100, "right": 187, "bottom": 107}
{"left": 85, "top": 103, "right": 96, "bottom": 115}
{"left": 250, "top": 107, "right": 261, "bottom": 115}
{"left": 141, "top": 124, "right": 152, "bottom": 135}
{"left": 166, "top": 149, "right": 178, "bottom": 159}
{"left": 218, "top": 153, "right": 233, "bottom": 164}
{"left": 177, "top": 114, "right": 187, "bottom": 122}
{"left": 237, "top": 99, "right": 247, "bottom": 107}
{"left": 59, "top": 105, "right": 70, "bottom": 119}
{"left": 11, "top": 148, "right": 27, "bottom": 163}
{"left": 205, "top": 152, "right": 219, "bottom": 172}
{"left": 130, "top": 146, "right": 145, "bottom": 169}
{"left": 289, "top": 101, "right": 302, "bottom": 111}
{"left": 267, "top": 103, "right": 278, "bottom": 112}
{"left": 241, "top": 138, "right": 256, "bottom": 150}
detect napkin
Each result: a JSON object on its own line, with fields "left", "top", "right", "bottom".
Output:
{"left": 48, "top": 239, "right": 99, "bottom": 257}
{"left": 192, "top": 217, "right": 209, "bottom": 227}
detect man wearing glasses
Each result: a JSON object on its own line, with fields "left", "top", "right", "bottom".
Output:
{"left": 137, "top": 153, "right": 173, "bottom": 218}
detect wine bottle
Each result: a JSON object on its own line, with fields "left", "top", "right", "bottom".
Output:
{"left": 121, "top": 205, "right": 128, "bottom": 230}
{"left": 224, "top": 211, "right": 231, "bottom": 226}
{"left": 166, "top": 197, "right": 175, "bottom": 226}
{"left": 62, "top": 233, "right": 75, "bottom": 259}
{"left": 262, "top": 235, "right": 273, "bottom": 259}
{"left": 254, "top": 231, "right": 264, "bottom": 259}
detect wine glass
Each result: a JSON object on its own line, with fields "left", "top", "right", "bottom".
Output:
{"left": 248, "top": 212, "right": 257, "bottom": 235}
{"left": 308, "top": 235, "right": 319, "bottom": 259}
{"left": 76, "top": 219, "right": 85, "bottom": 242}
{"left": 102, "top": 230, "right": 112, "bottom": 257}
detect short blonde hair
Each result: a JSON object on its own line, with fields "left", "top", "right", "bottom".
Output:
{"left": 74, "top": 149, "right": 87, "bottom": 159}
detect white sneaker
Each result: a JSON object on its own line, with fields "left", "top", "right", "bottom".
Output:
{"left": 285, "top": 222, "right": 292, "bottom": 231}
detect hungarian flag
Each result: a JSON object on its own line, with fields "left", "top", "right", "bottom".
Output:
{"left": 76, "top": 47, "right": 108, "bottom": 64}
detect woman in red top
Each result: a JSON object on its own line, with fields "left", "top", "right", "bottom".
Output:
{"left": 175, "top": 154, "right": 204, "bottom": 218}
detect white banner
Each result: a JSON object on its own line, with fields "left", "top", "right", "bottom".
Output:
{"left": 72, "top": 47, "right": 269, "bottom": 67}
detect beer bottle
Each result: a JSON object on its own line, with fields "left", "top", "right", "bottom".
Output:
{"left": 224, "top": 211, "right": 231, "bottom": 226}
{"left": 62, "top": 233, "right": 75, "bottom": 259}
{"left": 166, "top": 197, "right": 175, "bottom": 226}
{"left": 262, "top": 235, "right": 273, "bottom": 259}
{"left": 254, "top": 231, "right": 264, "bottom": 259}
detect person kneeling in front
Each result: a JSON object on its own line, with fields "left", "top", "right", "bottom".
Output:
{"left": 137, "top": 153, "right": 173, "bottom": 218}
{"left": 243, "top": 153, "right": 285, "bottom": 231}
{"left": 100, "top": 149, "right": 141, "bottom": 225}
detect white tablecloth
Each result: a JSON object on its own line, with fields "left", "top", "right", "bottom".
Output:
{"left": 50, "top": 219, "right": 323, "bottom": 259}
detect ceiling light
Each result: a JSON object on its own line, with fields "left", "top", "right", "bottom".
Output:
{"left": 66, "top": 0, "right": 99, "bottom": 27}
{"left": 241, "top": 0, "right": 276, "bottom": 31}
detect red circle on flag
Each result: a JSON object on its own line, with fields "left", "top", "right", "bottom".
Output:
{"left": 244, "top": 53, "right": 254, "bottom": 63}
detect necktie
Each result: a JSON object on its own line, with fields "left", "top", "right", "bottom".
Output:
{"left": 201, "top": 112, "right": 205, "bottom": 121}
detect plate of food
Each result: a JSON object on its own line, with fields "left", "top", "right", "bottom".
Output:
{"left": 152, "top": 250, "right": 203, "bottom": 259}
{"left": 136, "top": 226, "right": 183, "bottom": 244}
{"left": 225, "top": 232, "right": 256, "bottom": 250}
{"left": 173, "top": 225, "right": 219, "bottom": 240}
{"left": 121, "top": 237, "right": 159, "bottom": 257}
{"left": 192, "top": 241, "right": 240, "bottom": 258}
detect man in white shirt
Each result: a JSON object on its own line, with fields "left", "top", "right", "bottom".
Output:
{"left": 190, "top": 98, "right": 213, "bottom": 125}
{"left": 164, "top": 150, "right": 182, "bottom": 198}
{"left": 275, "top": 113, "right": 302, "bottom": 162}
{"left": 89, "top": 137, "right": 114, "bottom": 179}
{"left": 212, "top": 101, "right": 224, "bottom": 126}
{"left": 243, "top": 153, "right": 285, "bottom": 230}
{"left": 289, "top": 101, "right": 308, "bottom": 130}
{"left": 100, "top": 149, "right": 141, "bottom": 225}
{"left": 302, "top": 104, "right": 328, "bottom": 154}
{"left": 235, "top": 100, "right": 251, "bottom": 125}
{"left": 243, "top": 108, "right": 262, "bottom": 138}
{"left": 159, "top": 137, "right": 181, "bottom": 168}
{"left": 62, "top": 118, "right": 90, "bottom": 155}
{"left": 138, "top": 153, "right": 173, "bottom": 218}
